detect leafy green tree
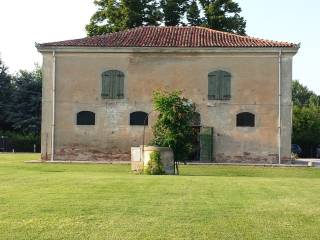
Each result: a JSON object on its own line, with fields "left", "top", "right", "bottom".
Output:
{"left": 199, "top": 0, "right": 246, "bottom": 35}
{"left": 6, "top": 67, "right": 42, "bottom": 135}
{"left": 86, "top": 0, "right": 161, "bottom": 36}
{"left": 145, "top": 0, "right": 163, "bottom": 25}
{"left": 309, "top": 95, "right": 320, "bottom": 108}
{"left": 152, "top": 90, "right": 196, "bottom": 163}
{"left": 86, "top": 0, "right": 130, "bottom": 36}
{"left": 292, "top": 80, "right": 320, "bottom": 107}
{"left": 123, "top": 0, "right": 146, "bottom": 27}
{"left": 292, "top": 105, "right": 320, "bottom": 154}
{"left": 86, "top": 0, "right": 247, "bottom": 35}
{"left": 160, "top": 0, "right": 188, "bottom": 26}
{"left": 291, "top": 80, "right": 320, "bottom": 156}
{"left": 0, "top": 57, "right": 12, "bottom": 131}
{"left": 187, "top": 0, "right": 203, "bottom": 26}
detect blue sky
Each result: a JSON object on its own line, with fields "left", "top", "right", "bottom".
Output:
{"left": 0, "top": 0, "right": 319, "bottom": 93}
{"left": 238, "top": 0, "right": 320, "bottom": 93}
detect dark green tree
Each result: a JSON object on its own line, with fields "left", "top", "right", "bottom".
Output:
{"left": 144, "top": 0, "right": 163, "bottom": 26}
{"left": 160, "top": 0, "right": 188, "bottom": 26}
{"left": 309, "top": 95, "right": 320, "bottom": 108}
{"left": 292, "top": 105, "right": 320, "bottom": 155}
{"left": 199, "top": 0, "right": 246, "bottom": 35}
{"left": 86, "top": 0, "right": 129, "bottom": 36}
{"left": 152, "top": 90, "right": 196, "bottom": 163}
{"left": 86, "top": 0, "right": 162, "bottom": 36}
{"left": 86, "top": 0, "right": 247, "bottom": 35}
{"left": 292, "top": 80, "right": 320, "bottom": 107}
{"left": 6, "top": 67, "right": 42, "bottom": 135}
{"left": 122, "top": 0, "right": 145, "bottom": 28}
{"left": 291, "top": 80, "right": 320, "bottom": 156}
{"left": 187, "top": 0, "right": 203, "bottom": 26}
{"left": 0, "top": 57, "right": 12, "bottom": 131}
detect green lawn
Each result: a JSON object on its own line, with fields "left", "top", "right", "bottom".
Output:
{"left": 1, "top": 154, "right": 320, "bottom": 240}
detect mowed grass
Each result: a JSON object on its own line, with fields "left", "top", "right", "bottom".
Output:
{"left": 1, "top": 154, "right": 320, "bottom": 240}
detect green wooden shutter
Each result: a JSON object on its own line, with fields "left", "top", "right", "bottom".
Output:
{"left": 114, "top": 71, "right": 124, "bottom": 99}
{"left": 209, "top": 70, "right": 231, "bottom": 100}
{"left": 114, "top": 74, "right": 119, "bottom": 99}
{"left": 222, "top": 71, "right": 231, "bottom": 100}
{"left": 111, "top": 70, "right": 124, "bottom": 99}
{"left": 217, "top": 71, "right": 223, "bottom": 100}
{"left": 111, "top": 71, "right": 116, "bottom": 99}
{"left": 208, "top": 73, "right": 217, "bottom": 100}
{"left": 101, "top": 72, "right": 111, "bottom": 98}
{"left": 102, "top": 70, "right": 124, "bottom": 99}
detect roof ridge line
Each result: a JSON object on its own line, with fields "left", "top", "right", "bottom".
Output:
{"left": 37, "top": 26, "right": 299, "bottom": 49}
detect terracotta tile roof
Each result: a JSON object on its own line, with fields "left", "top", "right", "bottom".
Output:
{"left": 38, "top": 26, "right": 298, "bottom": 48}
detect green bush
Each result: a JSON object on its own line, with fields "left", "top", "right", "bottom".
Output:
{"left": 152, "top": 90, "right": 196, "bottom": 162}
{"left": 144, "top": 151, "right": 164, "bottom": 175}
{"left": 0, "top": 130, "right": 40, "bottom": 152}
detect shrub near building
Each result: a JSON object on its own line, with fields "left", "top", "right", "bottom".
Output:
{"left": 144, "top": 151, "right": 164, "bottom": 175}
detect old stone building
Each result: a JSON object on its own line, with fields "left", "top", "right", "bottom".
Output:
{"left": 37, "top": 26, "right": 299, "bottom": 163}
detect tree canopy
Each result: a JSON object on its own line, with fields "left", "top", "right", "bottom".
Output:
{"left": 86, "top": 0, "right": 162, "bottom": 36}
{"left": 86, "top": 0, "right": 246, "bottom": 36}
{"left": 199, "top": 0, "right": 246, "bottom": 35}
{"left": 6, "top": 68, "right": 42, "bottom": 135}
{"left": 160, "top": 0, "right": 188, "bottom": 26}
{"left": 0, "top": 57, "right": 42, "bottom": 135}
{"left": 292, "top": 80, "right": 320, "bottom": 107}
{"left": 0, "top": 58, "right": 12, "bottom": 130}
{"left": 292, "top": 80, "right": 320, "bottom": 156}
{"left": 292, "top": 106, "right": 320, "bottom": 147}
{"left": 187, "top": 0, "right": 202, "bottom": 26}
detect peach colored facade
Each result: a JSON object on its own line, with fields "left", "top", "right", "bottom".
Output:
{"left": 38, "top": 47, "right": 298, "bottom": 163}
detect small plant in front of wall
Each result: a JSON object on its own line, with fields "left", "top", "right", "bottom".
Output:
{"left": 144, "top": 150, "right": 164, "bottom": 175}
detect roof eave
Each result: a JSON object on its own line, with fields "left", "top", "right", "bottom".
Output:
{"left": 36, "top": 46, "right": 299, "bottom": 54}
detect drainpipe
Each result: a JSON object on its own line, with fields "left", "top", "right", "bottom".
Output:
{"left": 51, "top": 50, "right": 56, "bottom": 162}
{"left": 278, "top": 49, "right": 282, "bottom": 165}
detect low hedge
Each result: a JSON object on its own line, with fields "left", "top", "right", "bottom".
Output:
{"left": 0, "top": 131, "right": 40, "bottom": 152}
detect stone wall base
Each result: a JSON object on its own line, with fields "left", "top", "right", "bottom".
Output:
{"left": 41, "top": 147, "right": 291, "bottom": 164}
{"left": 42, "top": 146, "right": 130, "bottom": 162}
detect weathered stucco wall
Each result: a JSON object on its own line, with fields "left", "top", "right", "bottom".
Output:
{"left": 40, "top": 50, "right": 295, "bottom": 163}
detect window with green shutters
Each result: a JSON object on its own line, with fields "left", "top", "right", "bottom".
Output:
{"left": 101, "top": 70, "right": 124, "bottom": 99}
{"left": 208, "top": 70, "right": 231, "bottom": 100}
